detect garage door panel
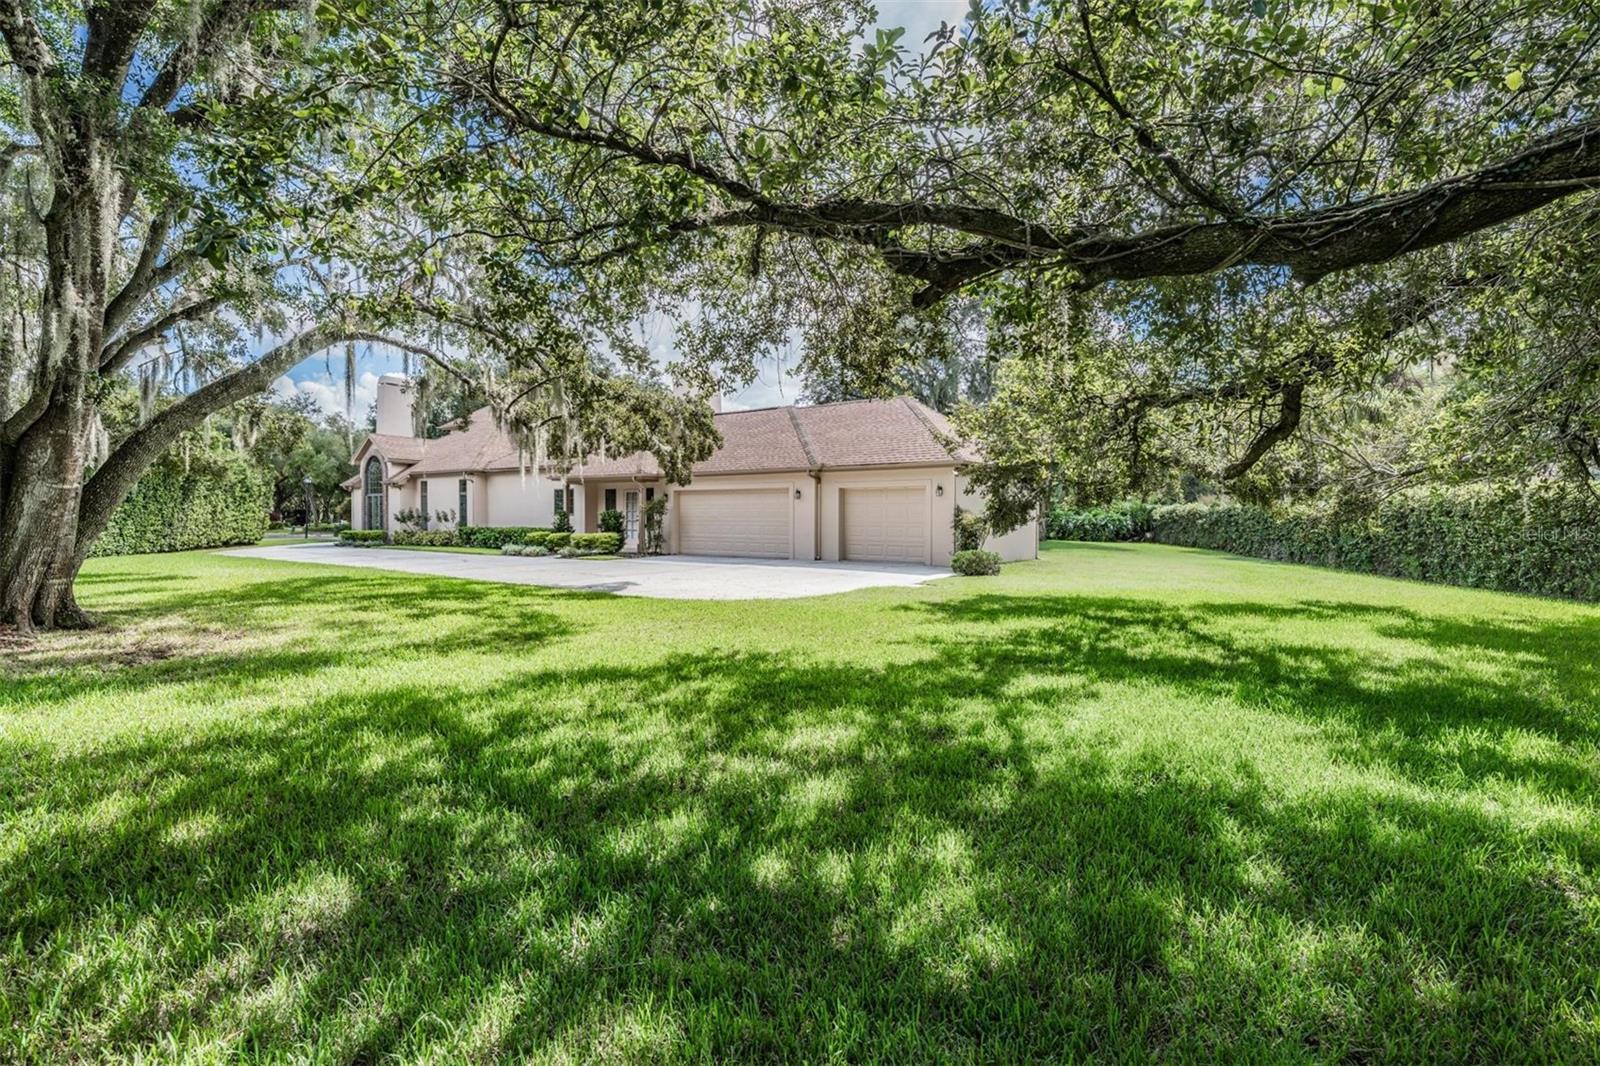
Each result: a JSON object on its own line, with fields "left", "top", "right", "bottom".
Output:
{"left": 843, "top": 487, "right": 928, "bottom": 563}
{"left": 678, "top": 489, "right": 791, "bottom": 558}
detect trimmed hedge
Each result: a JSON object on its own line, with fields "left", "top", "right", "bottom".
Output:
{"left": 338, "top": 530, "right": 385, "bottom": 545}
{"left": 1151, "top": 481, "right": 1600, "bottom": 601}
{"left": 392, "top": 530, "right": 459, "bottom": 546}
{"left": 951, "top": 549, "right": 1002, "bottom": 576}
{"left": 572, "top": 532, "right": 622, "bottom": 553}
{"left": 89, "top": 454, "right": 268, "bottom": 557}
{"left": 1047, "top": 500, "right": 1154, "bottom": 542}
{"left": 459, "top": 525, "right": 547, "bottom": 549}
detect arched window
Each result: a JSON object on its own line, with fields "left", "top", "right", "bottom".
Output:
{"left": 363, "top": 456, "right": 385, "bottom": 532}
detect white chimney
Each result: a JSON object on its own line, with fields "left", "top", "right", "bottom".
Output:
{"left": 375, "top": 374, "right": 415, "bottom": 436}
{"left": 708, "top": 393, "right": 723, "bottom": 414}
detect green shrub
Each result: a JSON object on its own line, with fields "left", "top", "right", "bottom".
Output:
{"left": 546, "top": 531, "right": 572, "bottom": 550}
{"left": 952, "top": 507, "right": 988, "bottom": 552}
{"left": 392, "top": 530, "right": 459, "bottom": 547}
{"left": 89, "top": 453, "right": 269, "bottom": 557}
{"left": 458, "top": 526, "right": 546, "bottom": 549}
{"left": 951, "top": 549, "right": 1002, "bottom": 576}
{"left": 526, "top": 530, "right": 552, "bottom": 547}
{"left": 571, "top": 532, "right": 622, "bottom": 554}
{"left": 1047, "top": 499, "right": 1154, "bottom": 542}
{"left": 599, "top": 509, "right": 624, "bottom": 535}
{"left": 553, "top": 509, "right": 574, "bottom": 533}
{"left": 338, "top": 530, "right": 386, "bottom": 545}
{"left": 1151, "top": 481, "right": 1600, "bottom": 601}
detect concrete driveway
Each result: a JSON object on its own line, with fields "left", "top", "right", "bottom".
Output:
{"left": 221, "top": 544, "right": 953, "bottom": 600}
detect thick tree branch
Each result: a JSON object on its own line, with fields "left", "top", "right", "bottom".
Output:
{"left": 0, "top": 0, "right": 55, "bottom": 77}
{"left": 498, "top": 102, "right": 1600, "bottom": 305}
{"left": 82, "top": 0, "right": 157, "bottom": 90}
{"left": 99, "top": 295, "right": 225, "bottom": 374}
{"left": 1120, "top": 269, "right": 1499, "bottom": 480}
{"left": 103, "top": 212, "right": 179, "bottom": 334}
{"left": 0, "top": 373, "right": 49, "bottom": 445}
{"left": 0, "top": 0, "right": 56, "bottom": 147}
{"left": 0, "top": 139, "right": 38, "bottom": 183}
{"left": 1221, "top": 381, "right": 1307, "bottom": 480}
{"left": 76, "top": 324, "right": 453, "bottom": 558}
{"left": 136, "top": 1, "right": 293, "bottom": 114}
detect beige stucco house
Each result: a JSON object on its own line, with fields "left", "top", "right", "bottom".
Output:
{"left": 345, "top": 374, "right": 1037, "bottom": 565}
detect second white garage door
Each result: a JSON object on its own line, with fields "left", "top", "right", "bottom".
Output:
{"left": 676, "top": 489, "right": 792, "bottom": 558}
{"left": 842, "top": 486, "right": 929, "bottom": 564}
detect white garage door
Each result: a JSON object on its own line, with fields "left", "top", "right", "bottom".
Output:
{"left": 677, "top": 489, "right": 792, "bottom": 558}
{"left": 843, "top": 486, "right": 929, "bottom": 564}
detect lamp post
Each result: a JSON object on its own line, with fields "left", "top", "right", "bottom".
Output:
{"left": 303, "top": 476, "right": 314, "bottom": 540}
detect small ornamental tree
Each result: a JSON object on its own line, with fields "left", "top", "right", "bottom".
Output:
{"left": 952, "top": 508, "right": 987, "bottom": 553}
{"left": 641, "top": 495, "right": 668, "bottom": 555}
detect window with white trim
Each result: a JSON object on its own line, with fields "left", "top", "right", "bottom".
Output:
{"left": 363, "top": 457, "right": 384, "bottom": 531}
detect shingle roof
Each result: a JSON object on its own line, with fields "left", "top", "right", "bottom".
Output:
{"left": 350, "top": 409, "right": 539, "bottom": 478}
{"left": 352, "top": 397, "right": 978, "bottom": 484}
{"left": 794, "top": 397, "right": 980, "bottom": 467}
{"left": 402, "top": 407, "right": 530, "bottom": 476}
{"left": 572, "top": 404, "right": 822, "bottom": 479}
{"left": 354, "top": 433, "right": 426, "bottom": 464}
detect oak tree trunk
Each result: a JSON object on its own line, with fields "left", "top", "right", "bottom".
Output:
{"left": 0, "top": 137, "right": 115, "bottom": 632}
{"left": 0, "top": 396, "right": 93, "bottom": 630}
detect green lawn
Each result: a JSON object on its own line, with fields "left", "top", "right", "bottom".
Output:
{"left": 3, "top": 543, "right": 1597, "bottom": 1062}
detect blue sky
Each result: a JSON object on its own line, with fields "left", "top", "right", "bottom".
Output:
{"left": 277, "top": 0, "right": 971, "bottom": 416}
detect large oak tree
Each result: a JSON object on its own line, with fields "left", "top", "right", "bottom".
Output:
{"left": 0, "top": 0, "right": 714, "bottom": 632}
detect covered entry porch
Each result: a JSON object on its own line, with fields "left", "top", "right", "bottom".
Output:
{"left": 578, "top": 479, "right": 663, "bottom": 552}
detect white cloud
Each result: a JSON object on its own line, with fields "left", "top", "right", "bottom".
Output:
{"left": 272, "top": 370, "right": 379, "bottom": 419}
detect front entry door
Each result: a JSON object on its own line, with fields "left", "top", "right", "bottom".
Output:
{"left": 624, "top": 491, "right": 640, "bottom": 549}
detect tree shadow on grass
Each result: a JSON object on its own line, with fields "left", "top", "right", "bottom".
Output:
{"left": 910, "top": 593, "right": 1600, "bottom": 801}
{"left": 4, "top": 621, "right": 1597, "bottom": 1060}
{"left": 1, "top": 573, "right": 581, "bottom": 710}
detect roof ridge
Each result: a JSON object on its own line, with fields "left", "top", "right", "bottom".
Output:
{"left": 897, "top": 395, "right": 960, "bottom": 460}
{"left": 785, "top": 405, "right": 820, "bottom": 468}
{"left": 716, "top": 396, "right": 897, "bottom": 416}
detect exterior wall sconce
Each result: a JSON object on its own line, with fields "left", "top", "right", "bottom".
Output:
{"left": 794, "top": 488, "right": 803, "bottom": 499}
{"left": 935, "top": 484, "right": 944, "bottom": 497}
